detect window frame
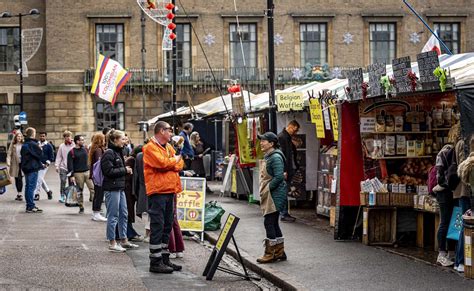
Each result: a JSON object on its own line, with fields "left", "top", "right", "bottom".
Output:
{"left": 0, "top": 27, "right": 20, "bottom": 72}
{"left": 229, "top": 23, "right": 258, "bottom": 78}
{"left": 0, "top": 104, "right": 21, "bottom": 133}
{"left": 369, "top": 22, "right": 397, "bottom": 65}
{"left": 95, "top": 102, "right": 125, "bottom": 131}
{"left": 299, "top": 23, "right": 328, "bottom": 67}
{"left": 164, "top": 23, "right": 192, "bottom": 80}
{"left": 433, "top": 22, "right": 461, "bottom": 54}
{"left": 95, "top": 23, "right": 125, "bottom": 65}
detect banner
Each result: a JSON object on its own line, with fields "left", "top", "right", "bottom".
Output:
{"left": 276, "top": 92, "right": 304, "bottom": 112}
{"left": 177, "top": 177, "right": 206, "bottom": 232}
{"left": 309, "top": 99, "right": 325, "bottom": 138}
{"left": 329, "top": 105, "right": 339, "bottom": 141}
{"left": 236, "top": 118, "right": 263, "bottom": 165}
{"left": 91, "top": 54, "right": 131, "bottom": 105}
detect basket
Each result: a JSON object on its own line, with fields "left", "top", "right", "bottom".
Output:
{"left": 360, "top": 192, "right": 390, "bottom": 206}
{"left": 390, "top": 193, "right": 415, "bottom": 207}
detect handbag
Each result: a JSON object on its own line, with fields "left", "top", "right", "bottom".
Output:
{"left": 447, "top": 206, "right": 463, "bottom": 240}
{"left": 0, "top": 167, "right": 12, "bottom": 187}
{"left": 65, "top": 184, "right": 80, "bottom": 207}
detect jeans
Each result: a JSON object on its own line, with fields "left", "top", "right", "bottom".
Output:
{"left": 59, "top": 169, "right": 68, "bottom": 197}
{"left": 35, "top": 167, "right": 50, "bottom": 195}
{"left": 92, "top": 185, "right": 104, "bottom": 212}
{"left": 127, "top": 222, "right": 139, "bottom": 239}
{"left": 437, "top": 190, "right": 455, "bottom": 252}
{"left": 456, "top": 197, "right": 472, "bottom": 266}
{"left": 24, "top": 171, "right": 39, "bottom": 210}
{"left": 264, "top": 211, "right": 283, "bottom": 239}
{"left": 73, "top": 172, "right": 95, "bottom": 206}
{"left": 104, "top": 190, "right": 128, "bottom": 241}
{"left": 148, "top": 194, "right": 174, "bottom": 259}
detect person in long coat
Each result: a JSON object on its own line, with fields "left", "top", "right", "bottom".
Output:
{"left": 134, "top": 146, "right": 150, "bottom": 242}
{"left": 125, "top": 150, "right": 142, "bottom": 241}
{"left": 7, "top": 132, "right": 24, "bottom": 201}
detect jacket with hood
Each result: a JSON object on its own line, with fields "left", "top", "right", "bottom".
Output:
{"left": 20, "top": 138, "right": 43, "bottom": 174}
{"left": 101, "top": 142, "right": 126, "bottom": 191}
{"left": 458, "top": 152, "right": 474, "bottom": 197}
{"left": 264, "top": 149, "right": 287, "bottom": 212}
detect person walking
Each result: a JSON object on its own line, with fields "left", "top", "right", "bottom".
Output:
{"left": 55, "top": 131, "right": 75, "bottom": 203}
{"left": 101, "top": 129, "right": 138, "bottom": 253}
{"left": 89, "top": 133, "right": 107, "bottom": 222}
{"left": 134, "top": 146, "right": 150, "bottom": 243}
{"left": 190, "top": 132, "right": 206, "bottom": 177}
{"left": 21, "top": 127, "right": 44, "bottom": 213}
{"left": 6, "top": 132, "right": 24, "bottom": 201}
{"left": 34, "top": 132, "right": 54, "bottom": 200}
{"left": 277, "top": 120, "right": 300, "bottom": 222}
{"left": 67, "top": 135, "right": 95, "bottom": 214}
{"left": 256, "top": 132, "right": 288, "bottom": 264}
{"left": 143, "top": 121, "right": 184, "bottom": 273}
{"left": 179, "top": 123, "right": 194, "bottom": 169}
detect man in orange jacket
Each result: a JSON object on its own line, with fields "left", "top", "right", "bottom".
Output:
{"left": 143, "top": 121, "right": 184, "bottom": 274}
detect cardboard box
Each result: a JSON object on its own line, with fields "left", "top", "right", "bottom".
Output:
{"left": 417, "top": 186, "right": 429, "bottom": 195}
{"left": 398, "top": 184, "right": 407, "bottom": 193}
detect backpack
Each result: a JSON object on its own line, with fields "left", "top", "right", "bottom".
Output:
{"left": 427, "top": 166, "right": 438, "bottom": 195}
{"left": 92, "top": 158, "right": 104, "bottom": 187}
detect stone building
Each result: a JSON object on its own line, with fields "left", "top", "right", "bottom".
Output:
{"left": 0, "top": 0, "right": 473, "bottom": 146}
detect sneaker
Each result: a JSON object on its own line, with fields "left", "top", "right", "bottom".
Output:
{"left": 79, "top": 207, "right": 84, "bottom": 214}
{"left": 281, "top": 215, "right": 296, "bottom": 223}
{"left": 58, "top": 195, "right": 65, "bottom": 203}
{"left": 176, "top": 252, "right": 184, "bottom": 258}
{"left": 457, "top": 264, "right": 465, "bottom": 273}
{"left": 15, "top": 195, "right": 23, "bottom": 201}
{"left": 108, "top": 244, "right": 126, "bottom": 253}
{"left": 26, "top": 207, "right": 43, "bottom": 213}
{"left": 47, "top": 191, "right": 53, "bottom": 200}
{"left": 34, "top": 194, "right": 40, "bottom": 201}
{"left": 143, "top": 236, "right": 150, "bottom": 243}
{"left": 95, "top": 214, "right": 107, "bottom": 222}
{"left": 169, "top": 253, "right": 177, "bottom": 259}
{"left": 130, "top": 235, "right": 144, "bottom": 242}
{"left": 121, "top": 242, "right": 139, "bottom": 249}
{"left": 437, "top": 254, "right": 454, "bottom": 267}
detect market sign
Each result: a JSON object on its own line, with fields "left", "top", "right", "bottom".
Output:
{"left": 329, "top": 104, "right": 339, "bottom": 141}
{"left": 178, "top": 177, "right": 206, "bottom": 232}
{"left": 367, "top": 63, "right": 386, "bottom": 97}
{"left": 276, "top": 92, "right": 304, "bottom": 112}
{"left": 360, "top": 117, "right": 376, "bottom": 133}
{"left": 417, "top": 51, "right": 440, "bottom": 91}
{"left": 309, "top": 99, "right": 325, "bottom": 138}
{"left": 345, "top": 68, "right": 363, "bottom": 100}
{"left": 392, "top": 56, "right": 413, "bottom": 93}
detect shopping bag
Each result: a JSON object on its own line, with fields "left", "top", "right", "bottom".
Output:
{"left": 447, "top": 206, "right": 462, "bottom": 240}
{"left": 0, "top": 167, "right": 12, "bottom": 187}
{"left": 204, "top": 201, "right": 225, "bottom": 231}
{"left": 65, "top": 185, "right": 80, "bottom": 207}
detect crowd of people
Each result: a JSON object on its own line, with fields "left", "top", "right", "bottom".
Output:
{"left": 4, "top": 122, "right": 211, "bottom": 274}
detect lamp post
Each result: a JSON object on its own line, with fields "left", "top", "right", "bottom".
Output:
{"left": 0, "top": 9, "right": 40, "bottom": 114}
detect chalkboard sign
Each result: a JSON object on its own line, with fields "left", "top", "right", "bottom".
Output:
{"left": 392, "top": 56, "right": 412, "bottom": 93}
{"left": 346, "top": 68, "right": 363, "bottom": 100}
{"left": 367, "top": 62, "right": 386, "bottom": 97}
{"left": 417, "top": 51, "right": 440, "bottom": 91}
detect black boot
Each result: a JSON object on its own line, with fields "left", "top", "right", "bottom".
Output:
{"left": 162, "top": 253, "right": 182, "bottom": 271}
{"left": 149, "top": 257, "right": 174, "bottom": 274}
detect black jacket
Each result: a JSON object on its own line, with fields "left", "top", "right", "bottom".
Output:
{"left": 277, "top": 129, "right": 298, "bottom": 179}
{"left": 21, "top": 138, "right": 44, "bottom": 174}
{"left": 101, "top": 143, "right": 126, "bottom": 191}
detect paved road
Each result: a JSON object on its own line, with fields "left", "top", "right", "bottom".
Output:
{"left": 0, "top": 167, "right": 262, "bottom": 290}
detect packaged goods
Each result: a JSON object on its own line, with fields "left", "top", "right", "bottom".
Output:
{"left": 385, "top": 136, "right": 396, "bottom": 156}
{"left": 385, "top": 115, "right": 395, "bottom": 132}
{"left": 433, "top": 107, "right": 443, "bottom": 128}
{"left": 407, "top": 140, "right": 416, "bottom": 157}
{"left": 395, "top": 116, "right": 404, "bottom": 132}
{"left": 416, "top": 140, "right": 425, "bottom": 156}
{"left": 373, "top": 139, "right": 384, "bottom": 158}
{"left": 376, "top": 112, "right": 386, "bottom": 132}
{"left": 442, "top": 104, "right": 452, "bottom": 127}
{"left": 396, "top": 135, "right": 407, "bottom": 155}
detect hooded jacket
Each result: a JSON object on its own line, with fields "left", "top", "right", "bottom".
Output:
{"left": 20, "top": 138, "right": 43, "bottom": 174}
{"left": 264, "top": 149, "right": 287, "bottom": 212}
{"left": 101, "top": 142, "right": 126, "bottom": 191}
{"left": 458, "top": 152, "right": 474, "bottom": 196}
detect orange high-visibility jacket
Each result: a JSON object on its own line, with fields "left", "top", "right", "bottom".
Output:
{"left": 143, "top": 139, "right": 184, "bottom": 195}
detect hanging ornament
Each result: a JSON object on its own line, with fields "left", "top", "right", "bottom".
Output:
{"left": 330, "top": 67, "right": 343, "bottom": 79}
{"left": 203, "top": 33, "right": 216, "bottom": 46}
{"left": 167, "top": 22, "right": 176, "bottom": 30}
{"left": 165, "top": 2, "right": 175, "bottom": 10}
{"left": 169, "top": 32, "right": 176, "bottom": 40}
{"left": 228, "top": 84, "right": 241, "bottom": 93}
{"left": 409, "top": 32, "right": 421, "bottom": 44}
{"left": 343, "top": 32, "right": 354, "bottom": 45}
{"left": 274, "top": 33, "right": 284, "bottom": 46}
{"left": 166, "top": 13, "right": 175, "bottom": 20}
{"left": 291, "top": 68, "right": 303, "bottom": 80}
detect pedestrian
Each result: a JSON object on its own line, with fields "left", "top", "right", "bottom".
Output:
{"left": 124, "top": 149, "right": 143, "bottom": 241}
{"left": 189, "top": 131, "right": 206, "bottom": 177}
{"left": 179, "top": 123, "right": 194, "bottom": 169}
{"left": 101, "top": 129, "right": 138, "bottom": 252}
{"left": 143, "top": 121, "right": 184, "bottom": 273}
{"left": 34, "top": 132, "right": 54, "bottom": 200}
{"left": 6, "top": 132, "right": 24, "bottom": 201}
{"left": 88, "top": 133, "right": 107, "bottom": 222}
{"left": 256, "top": 132, "right": 287, "bottom": 264}
{"left": 21, "top": 127, "right": 44, "bottom": 213}
{"left": 55, "top": 131, "right": 75, "bottom": 203}
{"left": 67, "top": 135, "right": 95, "bottom": 214}
{"left": 134, "top": 146, "right": 150, "bottom": 243}
{"left": 277, "top": 120, "right": 300, "bottom": 222}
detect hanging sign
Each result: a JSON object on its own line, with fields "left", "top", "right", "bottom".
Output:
{"left": 329, "top": 104, "right": 339, "bottom": 141}
{"left": 323, "top": 108, "right": 332, "bottom": 130}
{"left": 276, "top": 92, "right": 304, "bottom": 112}
{"left": 417, "top": 51, "right": 440, "bottom": 90}
{"left": 346, "top": 68, "right": 364, "bottom": 100}
{"left": 392, "top": 56, "right": 413, "bottom": 93}
{"left": 367, "top": 63, "right": 386, "bottom": 97}
{"left": 177, "top": 177, "right": 206, "bottom": 232}
{"left": 309, "top": 99, "right": 325, "bottom": 138}
{"left": 236, "top": 118, "right": 262, "bottom": 165}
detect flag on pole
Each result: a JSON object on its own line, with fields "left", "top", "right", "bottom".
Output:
{"left": 91, "top": 54, "right": 131, "bottom": 105}
{"left": 422, "top": 31, "right": 441, "bottom": 55}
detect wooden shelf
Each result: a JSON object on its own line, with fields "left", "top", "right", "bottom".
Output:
{"left": 372, "top": 155, "right": 433, "bottom": 160}
{"left": 368, "top": 131, "right": 431, "bottom": 134}
{"left": 431, "top": 128, "right": 451, "bottom": 131}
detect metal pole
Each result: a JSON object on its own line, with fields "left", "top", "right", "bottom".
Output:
{"left": 266, "top": 0, "right": 277, "bottom": 133}
{"left": 403, "top": 0, "right": 453, "bottom": 55}
{"left": 141, "top": 10, "right": 147, "bottom": 141}
{"left": 19, "top": 13, "right": 23, "bottom": 113}
{"left": 172, "top": 0, "right": 177, "bottom": 134}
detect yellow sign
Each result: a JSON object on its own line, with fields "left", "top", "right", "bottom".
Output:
{"left": 329, "top": 105, "right": 339, "bottom": 141}
{"left": 276, "top": 92, "right": 304, "bottom": 112}
{"left": 177, "top": 177, "right": 206, "bottom": 231}
{"left": 216, "top": 214, "right": 236, "bottom": 251}
{"left": 236, "top": 118, "right": 263, "bottom": 164}
{"left": 231, "top": 168, "right": 237, "bottom": 193}
{"left": 309, "top": 99, "right": 325, "bottom": 138}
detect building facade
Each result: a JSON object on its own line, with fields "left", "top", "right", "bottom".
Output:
{"left": 0, "top": 0, "right": 473, "bottom": 146}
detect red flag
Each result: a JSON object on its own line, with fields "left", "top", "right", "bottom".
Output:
{"left": 422, "top": 32, "right": 441, "bottom": 55}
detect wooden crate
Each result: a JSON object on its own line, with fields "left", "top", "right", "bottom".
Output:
{"left": 464, "top": 224, "right": 474, "bottom": 278}
{"left": 362, "top": 207, "right": 397, "bottom": 246}
{"left": 390, "top": 193, "right": 415, "bottom": 207}
{"left": 360, "top": 192, "right": 390, "bottom": 206}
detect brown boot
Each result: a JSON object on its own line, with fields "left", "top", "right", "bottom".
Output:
{"left": 274, "top": 237, "right": 287, "bottom": 261}
{"left": 256, "top": 239, "right": 277, "bottom": 264}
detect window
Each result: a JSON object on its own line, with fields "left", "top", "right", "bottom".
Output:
{"left": 300, "top": 23, "right": 327, "bottom": 67}
{"left": 229, "top": 23, "right": 257, "bottom": 78}
{"left": 96, "top": 24, "right": 124, "bottom": 65}
{"left": 434, "top": 23, "right": 460, "bottom": 54}
{"left": 163, "top": 101, "right": 187, "bottom": 112}
{"left": 369, "top": 23, "right": 396, "bottom": 64}
{"left": 165, "top": 24, "right": 192, "bottom": 80}
{"left": 0, "top": 104, "right": 20, "bottom": 133}
{"left": 0, "top": 27, "right": 20, "bottom": 71}
{"left": 96, "top": 102, "right": 125, "bottom": 131}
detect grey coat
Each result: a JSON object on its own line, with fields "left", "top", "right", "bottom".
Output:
{"left": 135, "top": 152, "right": 148, "bottom": 216}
